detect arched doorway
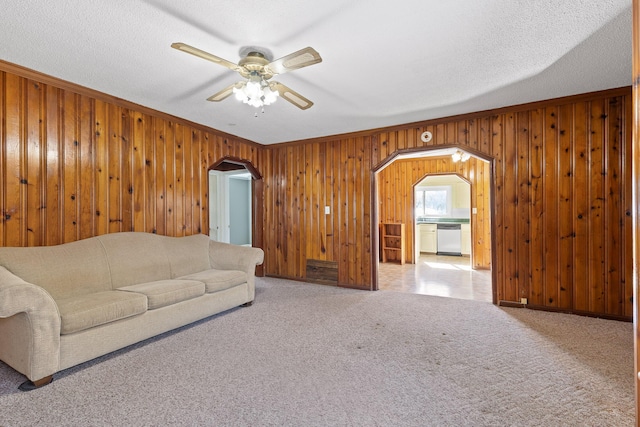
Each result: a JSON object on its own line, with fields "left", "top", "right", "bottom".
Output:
{"left": 209, "top": 156, "right": 264, "bottom": 277}
{"left": 371, "top": 146, "right": 497, "bottom": 303}
{"left": 413, "top": 173, "right": 472, "bottom": 261}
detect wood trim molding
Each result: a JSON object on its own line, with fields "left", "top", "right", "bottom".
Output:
{"left": 271, "top": 86, "right": 633, "bottom": 148}
{"left": 209, "top": 156, "right": 263, "bottom": 180}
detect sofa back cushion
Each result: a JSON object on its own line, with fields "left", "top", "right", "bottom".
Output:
{"left": 0, "top": 237, "right": 112, "bottom": 300}
{"left": 97, "top": 232, "right": 172, "bottom": 288}
{"left": 160, "top": 234, "right": 211, "bottom": 278}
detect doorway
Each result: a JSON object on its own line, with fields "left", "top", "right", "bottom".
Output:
{"left": 209, "top": 170, "right": 252, "bottom": 245}
{"left": 413, "top": 174, "right": 471, "bottom": 262}
{"left": 208, "top": 156, "right": 265, "bottom": 276}
{"left": 372, "top": 146, "right": 496, "bottom": 303}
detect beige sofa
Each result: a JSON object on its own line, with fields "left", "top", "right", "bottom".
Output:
{"left": 0, "top": 232, "right": 264, "bottom": 390}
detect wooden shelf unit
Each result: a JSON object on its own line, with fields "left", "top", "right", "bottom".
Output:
{"left": 381, "top": 222, "right": 405, "bottom": 264}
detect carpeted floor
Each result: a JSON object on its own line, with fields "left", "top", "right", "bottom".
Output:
{"left": 0, "top": 277, "right": 634, "bottom": 426}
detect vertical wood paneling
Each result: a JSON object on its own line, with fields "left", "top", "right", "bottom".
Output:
{"left": 181, "top": 124, "right": 191, "bottom": 232}
{"left": 26, "top": 79, "right": 42, "bottom": 246}
{"left": 606, "top": 97, "right": 623, "bottom": 314}
{"left": 0, "top": 61, "right": 632, "bottom": 320}
{"left": 491, "top": 114, "right": 505, "bottom": 300}
{"left": 590, "top": 100, "right": 606, "bottom": 313}
{"left": 94, "top": 100, "right": 108, "bottom": 235}
{"left": 503, "top": 113, "right": 518, "bottom": 302}
{"left": 529, "top": 109, "right": 544, "bottom": 305}
{"left": 0, "top": 64, "right": 263, "bottom": 251}
{"left": 107, "top": 103, "right": 122, "bottom": 234}
{"left": 78, "top": 96, "right": 95, "bottom": 240}
{"left": 558, "top": 104, "right": 574, "bottom": 309}
{"left": 623, "top": 94, "right": 633, "bottom": 319}
{"left": 516, "top": 111, "right": 531, "bottom": 302}
{"left": 121, "top": 110, "right": 133, "bottom": 233}
{"left": 543, "top": 107, "right": 560, "bottom": 307}
{"left": 573, "top": 102, "right": 589, "bottom": 312}
{"left": 132, "top": 111, "right": 145, "bottom": 232}
{"left": 4, "top": 73, "right": 22, "bottom": 247}
{"left": 46, "top": 85, "right": 62, "bottom": 245}
{"left": 264, "top": 88, "right": 632, "bottom": 317}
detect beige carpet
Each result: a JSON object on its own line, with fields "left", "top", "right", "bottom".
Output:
{"left": 0, "top": 277, "right": 634, "bottom": 426}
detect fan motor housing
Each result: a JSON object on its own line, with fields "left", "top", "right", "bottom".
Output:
{"left": 239, "top": 52, "right": 273, "bottom": 79}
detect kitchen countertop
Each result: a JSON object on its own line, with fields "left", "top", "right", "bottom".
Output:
{"left": 417, "top": 218, "right": 470, "bottom": 224}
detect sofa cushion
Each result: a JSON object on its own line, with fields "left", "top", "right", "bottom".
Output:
{"left": 96, "top": 232, "right": 172, "bottom": 288}
{"left": 0, "top": 237, "right": 112, "bottom": 300}
{"left": 118, "top": 279, "right": 205, "bottom": 310}
{"left": 178, "top": 269, "right": 247, "bottom": 293}
{"left": 57, "top": 291, "right": 148, "bottom": 335}
{"left": 160, "top": 234, "right": 212, "bottom": 278}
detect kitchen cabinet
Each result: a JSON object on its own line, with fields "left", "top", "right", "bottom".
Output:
{"left": 420, "top": 224, "right": 437, "bottom": 253}
{"left": 461, "top": 223, "right": 471, "bottom": 255}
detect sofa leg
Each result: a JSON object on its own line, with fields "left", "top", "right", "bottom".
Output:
{"left": 18, "top": 375, "right": 53, "bottom": 391}
{"left": 241, "top": 301, "right": 253, "bottom": 307}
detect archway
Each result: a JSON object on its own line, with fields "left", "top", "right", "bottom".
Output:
{"left": 371, "top": 145, "right": 497, "bottom": 304}
{"left": 413, "top": 173, "right": 472, "bottom": 261}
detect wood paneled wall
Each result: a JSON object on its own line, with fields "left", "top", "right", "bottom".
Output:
{"left": 0, "top": 63, "right": 263, "bottom": 247}
{"left": 265, "top": 88, "right": 633, "bottom": 319}
{"left": 261, "top": 137, "right": 373, "bottom": 286}
{"left": 0, "top": 60, "right": 632, "bottom": 320}
{"left": 378, "top": 157, "right": 492, "bottom": 268}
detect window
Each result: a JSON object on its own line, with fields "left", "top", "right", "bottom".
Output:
{"left": 415, "top": 186, "right": 451, "bottom": 217}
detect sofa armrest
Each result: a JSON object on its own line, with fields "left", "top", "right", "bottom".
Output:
{"left": 208, "top": 241, "right": 264, "bottom": 302}
{"left": 0, "top": 266, "right": 61, "bottom": 382}
{"left": 208, "top": 241, "right": 264, "bottom": 274}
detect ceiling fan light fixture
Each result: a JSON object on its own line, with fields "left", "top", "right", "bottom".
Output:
{"left": 172, "top": 42, "right": 320, "bottom": 110}
{"left": 451, "top": 150, "right": 471, "bottom": 163}
{"left": 262, "top": 85, "right": 278, "bottom": 104}
{"left": 232, "top": 78, "right": 280, "bottom": 108}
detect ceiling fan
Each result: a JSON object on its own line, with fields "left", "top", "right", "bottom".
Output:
{"left": 171, "top": 42, "right": 322, "bottom": 110}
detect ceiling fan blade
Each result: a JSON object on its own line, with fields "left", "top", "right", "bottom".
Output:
{"left": 206, "top": 83, "right": 239, "bottom": 102}
{"left": 266, "top": 47, "right": 322, "bottom": 75}
{"left": 171, "top": 42, "right": 240, "bottom": 72}
{"left": 271, "top": 82, "right": 314, "bottom": 110}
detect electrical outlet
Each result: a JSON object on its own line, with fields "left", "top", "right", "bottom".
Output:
{"left": 325, "top": 206, "right": 330, "bottom": 215}
{"left": 520, "top": 298, "right": 528, "bottom": 305}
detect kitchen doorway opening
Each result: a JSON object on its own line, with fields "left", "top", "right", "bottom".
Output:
{"left": 372, "top": 146, "right": 495, "bottom": 303}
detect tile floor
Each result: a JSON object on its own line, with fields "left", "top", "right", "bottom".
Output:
{"left": 377, "top": 254, "right": 493, "bottom": 303}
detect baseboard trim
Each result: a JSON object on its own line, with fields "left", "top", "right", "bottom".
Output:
{"left": 498, "top": 300, "right": 631, "bottom": 322}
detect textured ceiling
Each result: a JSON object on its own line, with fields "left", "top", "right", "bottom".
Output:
{"left": 0, "top": 0, "right": 632, "bottom": 144}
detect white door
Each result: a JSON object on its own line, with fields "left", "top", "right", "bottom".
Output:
{"left": 208, "top": 171, "right": 227, "bottom": 242}
{"left": 208, "top": 170, "right": 252, "bottom": 244}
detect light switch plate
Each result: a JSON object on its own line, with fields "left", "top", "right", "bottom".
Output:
{"left": 325, "top": 206, "right": 330, "bottom": 215}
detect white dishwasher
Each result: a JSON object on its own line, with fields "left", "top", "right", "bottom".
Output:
{"left": 437, "top": 223, "right": 462, "bottom": 256}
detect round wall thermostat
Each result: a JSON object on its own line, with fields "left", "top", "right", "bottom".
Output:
{"left": 420, "top": 131, "right": 433, "bottom": 143}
